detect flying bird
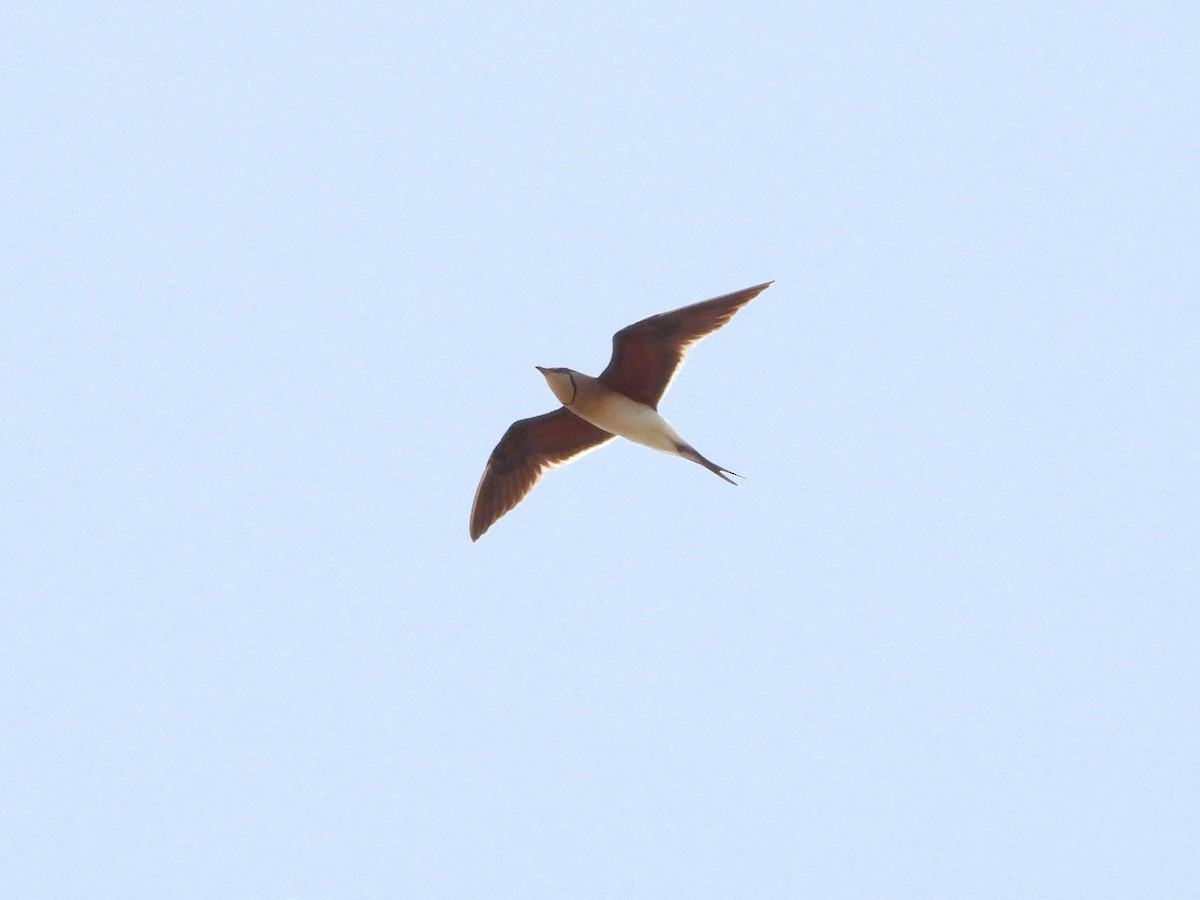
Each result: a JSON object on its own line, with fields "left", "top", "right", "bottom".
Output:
{"left": 469, "top": 282, "right": 772, "bottom": 541}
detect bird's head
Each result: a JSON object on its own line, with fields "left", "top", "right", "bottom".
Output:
{"left": 535, "top": 366, "right": 578, "bottom": 406}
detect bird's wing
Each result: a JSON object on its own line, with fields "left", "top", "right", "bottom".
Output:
{"left": 597, "top": 282, "right": 771, "bottom": 408}
{"left": 470, "top": 408, "right": 615, "bottom": 541}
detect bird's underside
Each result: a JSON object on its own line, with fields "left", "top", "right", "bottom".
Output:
{"left": 470, "top": 281, "right": 772, "bottom": 541}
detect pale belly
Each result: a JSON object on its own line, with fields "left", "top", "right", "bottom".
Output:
{"left": 570, "top": 391, "right": 686, "bottom": 456}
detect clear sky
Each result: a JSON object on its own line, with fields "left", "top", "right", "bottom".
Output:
{"left": 4, "top": 2, "right": 1198, "bottom": 897}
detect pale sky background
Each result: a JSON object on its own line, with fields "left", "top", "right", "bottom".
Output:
{"left": 4, "top": 2, "right": 1198, "bottom": 897}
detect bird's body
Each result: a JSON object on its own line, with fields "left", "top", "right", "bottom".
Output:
{"left": 538, "top": 369, "right": 687, "bottom": 456}
{"left": 470, "top": 282, "right": 772, "bottom": 540}
{"left": 536, "top": 366, "right": 739, "bottom": 483}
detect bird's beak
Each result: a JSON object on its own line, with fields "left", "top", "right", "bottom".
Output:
{"left": 535, "top": 366, "right": 547, "bottom": 373}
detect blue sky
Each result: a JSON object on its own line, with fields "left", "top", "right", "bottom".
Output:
{"left": 4, "top": 2, "right": 1198, "bottom": 897}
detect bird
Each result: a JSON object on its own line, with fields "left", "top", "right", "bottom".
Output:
{"left": 469, "top": 281, "right": 772, "bottom": 541}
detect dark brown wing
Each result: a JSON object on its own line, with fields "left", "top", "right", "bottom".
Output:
{"left": 598, "top": 282, "right": 772, "bottom": 408}
{"left": 470, "top": 408, "right": 615, "bottom": 541}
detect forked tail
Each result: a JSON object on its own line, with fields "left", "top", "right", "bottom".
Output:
{"left": 675, "top": 443, "right": 741, "bottom": 485}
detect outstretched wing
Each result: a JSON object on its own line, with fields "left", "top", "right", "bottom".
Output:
{"left": 598, "top": 282, "right": 771, "bottom": 408}
{"left": 470, "top": 408, "right": 614, "bottom": 541}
